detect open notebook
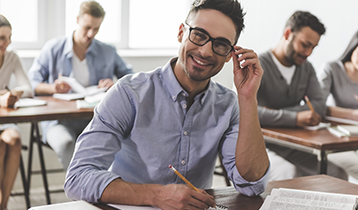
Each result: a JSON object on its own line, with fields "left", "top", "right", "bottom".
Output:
{"left": 53, "top": 76, "right": 107, "bottom": 101}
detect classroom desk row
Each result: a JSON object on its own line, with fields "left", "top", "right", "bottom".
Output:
{"left": 2, "top": 97, "right": 358, "bottom": 208}
{"left": 30, "top": 174, "right": 358, "bottom": 209}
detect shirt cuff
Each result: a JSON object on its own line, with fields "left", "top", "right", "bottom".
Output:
{"left": 231, "top": 163, "right": 270, "bottom": 196}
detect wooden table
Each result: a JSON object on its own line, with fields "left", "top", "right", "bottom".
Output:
{"left": 93, "top": 174, "right": 358, "bottom": 210}
{"left": 262, "top": 126, "right": 358, "bottom": 174}
{"left": 0, "top": 96, "right": 94, "bottom": 205}
{"left": 0, "top": 96, "right": 93, "bottom": 124}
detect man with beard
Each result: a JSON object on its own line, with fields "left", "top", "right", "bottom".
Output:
{"left": 65, "top": 0, "right": 270, "bottom": 209}
{"left": 257, "top": 11, "right": 347, "bottom": 181}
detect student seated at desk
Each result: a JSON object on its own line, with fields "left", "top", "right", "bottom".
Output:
{"left": 256, "top": 11, "right": 347, "bottom": 181}
{"left": 0, "top": 14, "right": 33, "bottom": 210}
{"left": 27, "top": 1, "right": 133, "bottom": 169}
{"left": 65, "top": 0, "right": 270, "bottom": 209}
{"left": 318, "top": 30, "right": 358, "bottom": 181}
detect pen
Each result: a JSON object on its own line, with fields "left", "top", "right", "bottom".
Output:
{"left": 169, "top": 165, "right": 199, "bottom": 191}
{"left": 304, "top": 95, "right": 315, "bottom": 112}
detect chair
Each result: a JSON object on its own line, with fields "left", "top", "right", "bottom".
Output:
{"left": 214, "top": 155, "right": 231, "bottom": 186}
{"left": 27, "top": 122, "right": 64, "bottom": 205}
{"left": 10, "top": 145, "right": 30, "bottom": 209}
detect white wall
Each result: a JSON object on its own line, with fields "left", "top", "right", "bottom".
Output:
{"left": 18, "top": 0, "right": 358, "bottom": 90}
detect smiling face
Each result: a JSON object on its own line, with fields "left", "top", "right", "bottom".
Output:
{"left": 74, "top": 13, "right": 103, "bottom": 47}
{"left": 0, "top": 26, "right": 11, "bottom": 56}
{"left": 176, "top": 9, "right": 236, "bottom": 84}
{"left": 285, "top": 26, "right": 321, "bottom": 66}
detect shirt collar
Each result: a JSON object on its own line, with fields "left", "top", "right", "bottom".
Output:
{"left": 161, "top": 57, "right": 211, "bottom": 105}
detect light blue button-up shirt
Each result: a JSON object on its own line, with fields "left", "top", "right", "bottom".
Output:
{"left": 64, "top": 58, "right": 269, "bottom": 203}
{"left": 28, "top": 35, "right": 133, "bottom": 92}
{"left": 27, "top": 35, "right": 133, "bottom": 142}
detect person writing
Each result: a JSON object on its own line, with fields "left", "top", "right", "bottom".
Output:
{"left": 27, "top": 1, "right": 133, "bottom": 169}
{"left": 256, "top": 11, "right": 347, "bottom": 181}
{"left": 318, "top": 30, "right": 358, "bottom": 181}
{"left": 0, "top": 14, "right": 33, "bottom": 210}
{"left": 65, "top": 0, "right": 270, "bottom": 209}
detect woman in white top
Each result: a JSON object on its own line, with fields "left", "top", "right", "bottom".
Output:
{"left": 319, "top": 30, "right": 358, "bottom": 181}
{"left": 0, "top": 14, "right": 32, "bottom": 210}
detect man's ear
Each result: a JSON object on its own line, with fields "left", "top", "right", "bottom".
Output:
{"left": 76, "top": 16, "right": 80, "bottom": 24}
{"left": 225, "top": 52, "right": 233, "bottom": 63}
{"left": 177, "top": 23, "right": 185, "bottom": 43}
{"left": 283, "top": 27, "right": 293, "bottom": 40}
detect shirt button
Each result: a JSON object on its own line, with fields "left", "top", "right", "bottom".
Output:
{"left": 182, "top": 92, "right": 186, "bottom": 96}
{"left": 172, "top": 95, "right": 176, "bottom": 100}
{"left": 182, "top": 104, "right": 187, "bottom": 109}
{"left": 181, "top": 160, "right": 186, "bottom": 165}
{"left": 183, "top": 131, "right": 188, "bottom": 135}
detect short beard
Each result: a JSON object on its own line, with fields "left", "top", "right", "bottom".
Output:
{"left": 183, "top": 65, "right": 214, "bottom": 82}
{"left": 285, "top": 35, "right": 296, "bottom": 66}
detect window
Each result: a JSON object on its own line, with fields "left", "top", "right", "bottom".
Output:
{"left": 128, "top": 0, "right": 191, "bottom": 49}
{"left": 1, "top": 0, "right": 191, "bottom": 50}
{"left": 0, "top": 0, "right": 40, "bottom": 48}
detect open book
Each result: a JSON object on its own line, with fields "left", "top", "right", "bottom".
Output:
{"left": 53, "top": 77, "right": 107, "bottom": 101}
{"left": 260, "top": 188, "right": 358, "bottom": 210}
{"left": 109, "top": 204, "right": 226, "bottom": 210}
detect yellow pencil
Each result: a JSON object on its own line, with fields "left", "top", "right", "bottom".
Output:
{"left": 169, "top": 165, "right": 199, "bottom": 192}
{"left": 305, "top": 95, "right": 315, "bottom": 112}
{"left": 169, "top": 165, "right": 228, "bottom": 210}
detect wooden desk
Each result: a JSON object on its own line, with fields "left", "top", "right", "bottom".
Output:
{"left": 262, "top": 126, "right": 358, "bottom": 174}
{"left": 0, "top": 96, "right": 93, "bottom": 124}
{"left": 92, "top": 175, "right": 358, "bottom": 210}
{"left": 0, "top": 96, "right": 94, "bottom": 205}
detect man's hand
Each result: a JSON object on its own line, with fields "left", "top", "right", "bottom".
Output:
{"left": 52, "top": 79, "right": 71, "bottom": 93}
{"left": 154, "top": 184, "right": 215, "bottom": 210}
{"left": 296, "top": 110, "right": 322, "bottom": 126}
{"left": 232, "top": 46, "right": 263, "bottom": 99}
{"left": 0, "top": 92, "right": 18, "bottom": 107}
{"left": 98, "top": 78, "right": 114, "bottom": 89}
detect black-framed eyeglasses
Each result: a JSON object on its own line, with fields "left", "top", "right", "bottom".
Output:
{"left": 185, "top": 23, "right": 234, "bottom": 56}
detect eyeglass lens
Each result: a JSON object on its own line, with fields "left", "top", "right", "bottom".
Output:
{"left": 189, "top": 28, "right": 232, "bottom": 56}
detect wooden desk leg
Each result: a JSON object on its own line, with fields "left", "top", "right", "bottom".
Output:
{"left": 27, "top": 122, "right": 51, "bottom": 204}
{"left": 317, "top": 150, "right": 328, "bottom": 174}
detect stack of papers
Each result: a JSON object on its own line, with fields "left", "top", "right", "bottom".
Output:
{"left": 14, "top": 98, "right": 47, "bottom": 109}
{"left": 336, "top": 125, "right": 358, "bottom": 136}
{"left": 327, "top": 126, "right": 350, "bottom": 137}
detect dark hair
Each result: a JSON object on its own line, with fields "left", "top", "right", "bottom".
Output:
{"left": 185, "top": 0, "right": 245, "bottom": 44}
{"left": 79, "top": 1, "right": 105, "bottom": 18}
{"left": 0, "top": 14, "right": 11, "bottom": 29}
{"left": 338, "top": 31, "right": 358, "bottom": 63}
{"left": 285, "top": 11, "right": 325, "bottom": 36}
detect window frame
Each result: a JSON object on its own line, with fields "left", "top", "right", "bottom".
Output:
{"left": 4, "top": 0, "right": 191, "bottom": 51}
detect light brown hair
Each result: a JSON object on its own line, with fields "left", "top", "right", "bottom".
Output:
{"left": 79, "top": 1, "right": 105, "bottom": 18}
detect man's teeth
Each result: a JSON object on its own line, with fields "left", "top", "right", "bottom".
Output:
{"left": 193, "top": 57, "right": 209, "bottom": 66}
